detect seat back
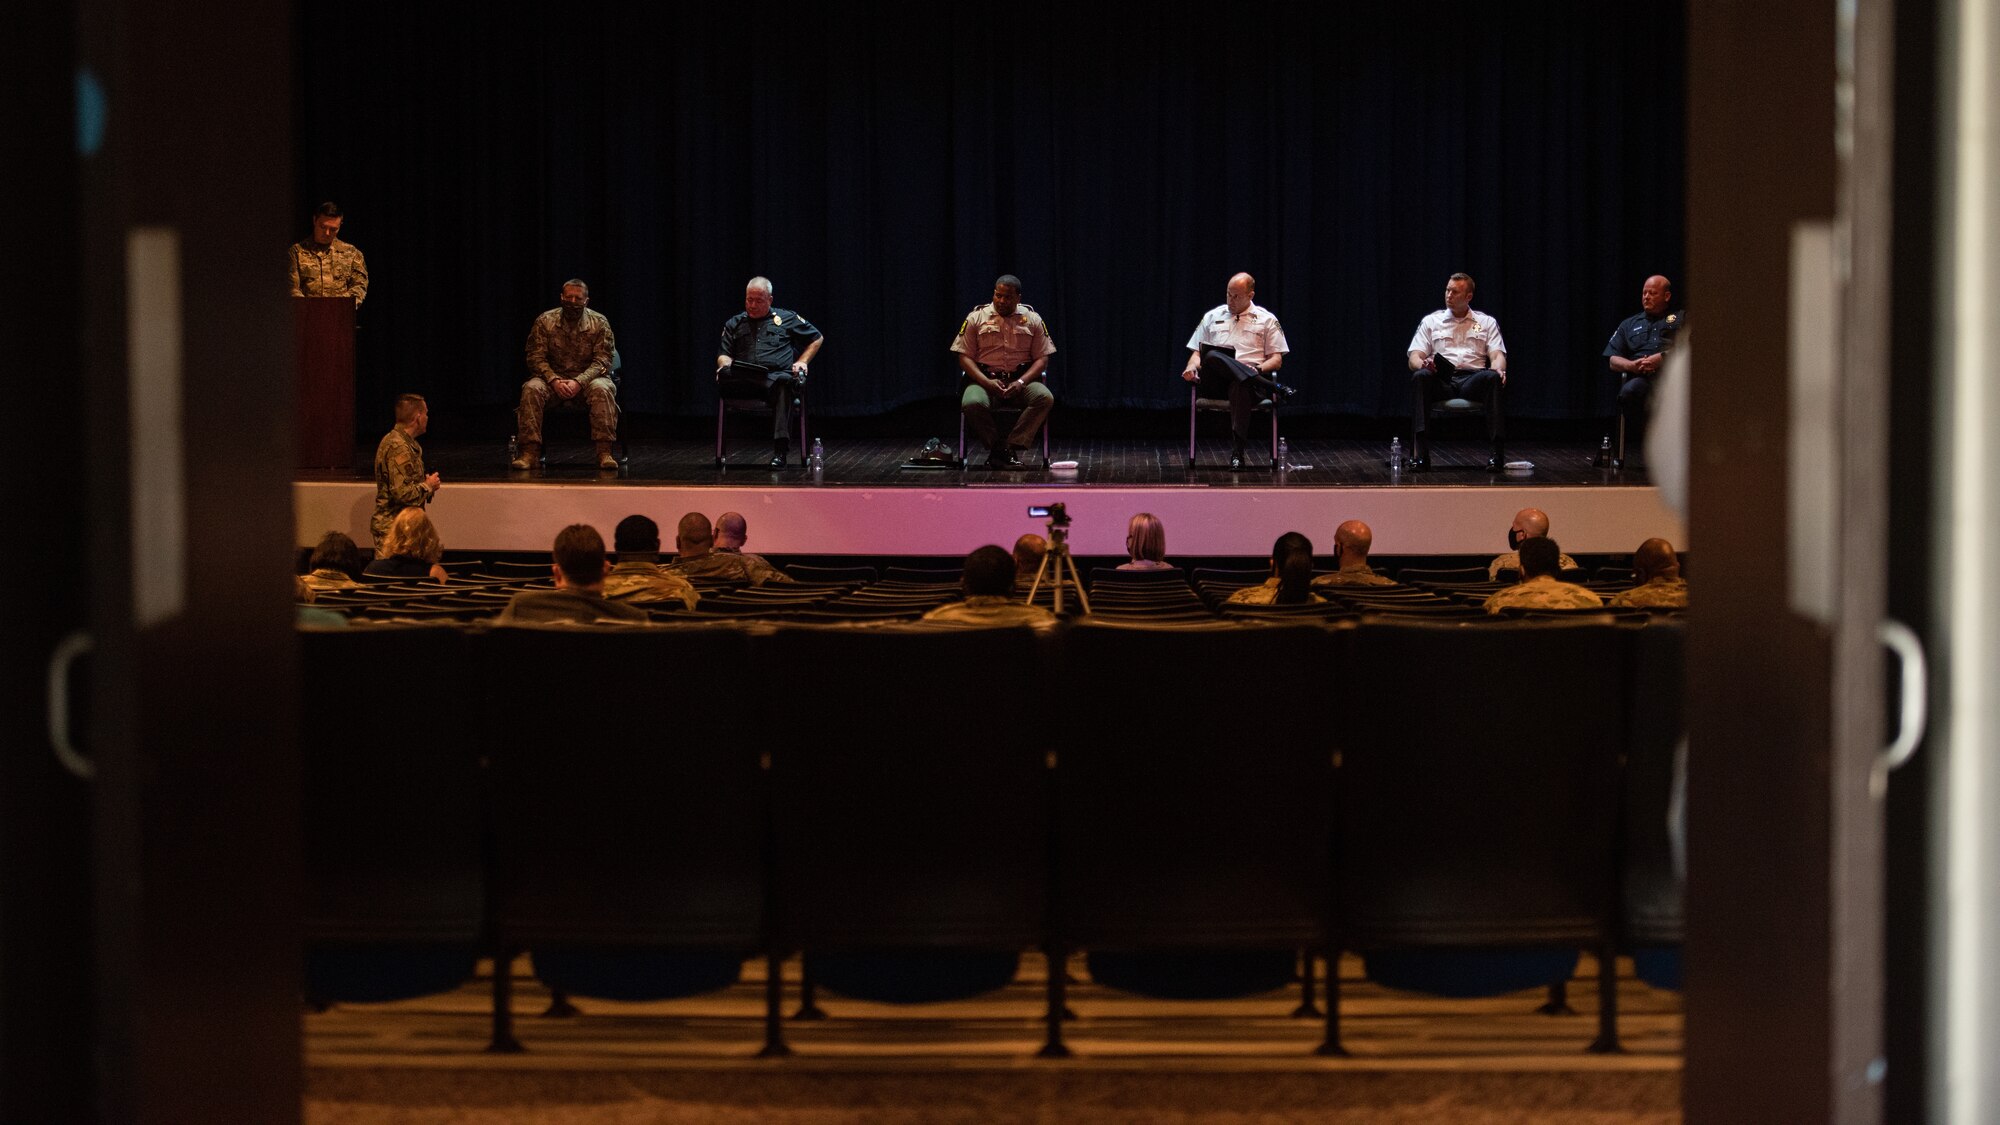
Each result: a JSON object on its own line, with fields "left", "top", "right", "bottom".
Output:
{"left": 766, "top": 626, "right": 1051, "bottom": 951}
{"left": 1623, "top": 621, "right": 1686, "bottom": 946}
{"left": 1337, "top": 620, "right": 1627, "bottom": 949}
{"left": 1054, "top": 622, "right": 1340, "bottom": 949}
{"left": 484, "top": 624, "right": 765, "bottom": 951}
{"left": 300, "top": 625, "right": 486, "bottom": 1001}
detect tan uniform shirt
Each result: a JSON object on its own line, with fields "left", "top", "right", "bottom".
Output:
{"left": 1488, "top": 550, "right": 1581, "bottom": 580}
{"left": 951, "top": 303, "right": 1056, "bottom": 373}
{"left": 289, "top": 238, "right": 368, "bottom": 306}
{"left": 714, "top": 548, "right": 795, "bottom": 585}
{"left": 602, "top": 561, "right": 701, "bottom": 610}
{"left": 920, "top": 595, "right": 1059, "bottom": 628}
{"left": 526, "top": 307, "right": 617, "bottom": 384}
{"left": 1609, "top": 577, "right": 1689, "bottom": 609}
{"left": 1224, "top": 578, "right": 1327, "bottom": 605}
{"left": 1483, "top": 575, "right": 1606, "bottom": 613}
{"left": 1312, "top": 566, "right": 1398, "bottom": 589}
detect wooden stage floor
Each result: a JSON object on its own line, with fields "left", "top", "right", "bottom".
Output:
{"left": 305, "top": 954, "right": 1682, "bottom": 1125}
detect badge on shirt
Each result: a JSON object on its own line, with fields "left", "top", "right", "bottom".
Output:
{"left": 772, "top": 315, "right": 782, "bottom": 325}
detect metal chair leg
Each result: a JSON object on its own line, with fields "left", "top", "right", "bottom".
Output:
{"left": 1292, "top": 949, "right": 1325, "bottom": 1019}
{"left": 541, "top": 988, "right": 580, "bottom": 1018}
{"left": 1314, "top": 948, "right": 1348, "bottom": 1057}
{"left": 791, "top": 959, "right": 826, "bottom": 1020}
{"left": 485, "top": 950, "right": 525, "bottom": 1054}
{"left": 758, "top": 951, "right": 793, "bottom": 1058}
{"left": 1037, "top": 946, "right": 1072, "bottom": 1059}
{"left": 1586, "top": 943, "right": 1625, "bottom": 1054}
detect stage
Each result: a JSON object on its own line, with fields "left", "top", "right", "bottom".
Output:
{"left": 295, "top": 436, "right": 1683, "bottom": 558}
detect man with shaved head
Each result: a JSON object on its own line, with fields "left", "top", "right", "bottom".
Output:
{"left": 1609, "top": 538, "right": 1689, "bottom": 608}
{"left": 1483, "top": 537, "right": 1603, "bottom": 614}
{"left": 712, "top": 511, "right": 794, "bottom": 584}
{"left": 1603, "top": 275, "right": 1685, "bottom": 469}
{"left": 717, "top": 276, "right": 824, "bottom": 467}
{"left": 1182, "top": 272, "right": 1295, "bottom": 471}
{"left": 1313, "top": 520, "right": 1399, "bottom": 589}
{"left": 1487, "top": 507, "right": 1581, "bottom": 580}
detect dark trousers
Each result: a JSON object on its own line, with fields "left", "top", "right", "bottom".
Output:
{"left": 1199, "top": 351, "right": 1272, "bottom": 448}
{"left": 1618, "top": 374, "right": 1654, "bottom": 460}
{"left": 1410, "top": 366, "right": 1506, "bottom": 454}
{"left": 720, "top": 370, "right": 799, "bottom": 444}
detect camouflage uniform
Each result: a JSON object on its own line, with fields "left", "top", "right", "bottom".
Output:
{"left": 713, "top": 547, "right": 795, "bottom": 585}
{"left": 519, "top": 307, "right": 619, "bottom": 444}
{"left": 371, "top": 427, "right": 431, "bottom": 547}
{"left": 300, "top": 567, "right": 362, "bottom": 595}
{"left": 498, "top": 589, "right": 650, "bottom": 625}
{"left": 1224, "top": 578, "right": 1327, "bottom": 605}
{"left": 288, "top": 238, "right": 368, "bottom": 306}
{"left": 603, "top": 561, "right": 701, "bottom": 610}
{"left": 1483, "top": 575, "right": 1606, "bottom": 614}
{"left": 920, "top": 596, "right": 1059, "bottom": 629}
{"left": 1312, "top": 566, "right": 1398, "bottom": 590}
{"left": 951, "top": 302, "right": 1056, "bottom": 452}
{"left": 667, "top": 550, "right": 763, "bottom": 584}
{"left": 1609, "top": 577, "right": 1688, "bottom": 609}
{"left": 1487, "top": 549, "right": 1580, "bottom": 580}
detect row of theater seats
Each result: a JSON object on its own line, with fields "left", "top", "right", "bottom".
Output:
{"left": 302, "top": 617, "right": 1684, "bottom": 1058}
{"left": 305, "top": 563, "right": 1673, "bottom": 625}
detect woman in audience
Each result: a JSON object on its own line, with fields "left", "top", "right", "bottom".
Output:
{"left": 1224, "top": 531, "right": 1324, "bottom": 605}
{"left": 1117, "top": 512, "right": 1172, "bottom": 571}
{"left": 363, "top": 508, "right": 449, "bottom": 582}
{"left": 300, "top": 531, "right": 367, "bottom": 594}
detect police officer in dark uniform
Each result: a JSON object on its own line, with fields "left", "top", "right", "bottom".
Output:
{"left": 717, "top": 276, "right": 825, "bottom": 467}
{"left": 1603, "top": 274, "right": 1685, "bottom": 469}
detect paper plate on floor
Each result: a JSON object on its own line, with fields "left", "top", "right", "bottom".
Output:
{"left": 1504, "top": 460, "right": 1535, "bottom": 473}
{"left": 1050, "top": 460, "right": 1080, "bottom": 472}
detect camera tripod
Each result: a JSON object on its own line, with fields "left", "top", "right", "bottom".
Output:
{"left": 1025, "top": 517, "right": 1091, "bottom": 616}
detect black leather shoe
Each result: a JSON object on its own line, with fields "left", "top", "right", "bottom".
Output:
{"left": 1267, "top": 381, "right": 1298, "bottom": 401}
{"left": 1407, "top": 456, "right": 1429, "bottom": 470}
{"left": 768, "top": 452, "right": 788, "bottom": 468}
{"left": 988, "top": 449, "right": 1023, "bottom": 469}
{"left": 1487, "top": 453, "right": 1507, "bottom": 471}
{"left": 1229, "top": 454, "right": 1245, "bottom": 471}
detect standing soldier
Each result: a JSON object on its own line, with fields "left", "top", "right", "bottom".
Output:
{"left": 288, "top": 201, "right": 368, "bottom": 307}
{"left": 514, "top": 278, "right": 620, "bottom": 470}
{"left": 372, "top": 393, "right": 440, "bottom": 550}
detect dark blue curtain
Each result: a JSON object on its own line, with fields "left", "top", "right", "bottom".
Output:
{"left": 298, "top": 3, "right": 1683, "bottom": 428}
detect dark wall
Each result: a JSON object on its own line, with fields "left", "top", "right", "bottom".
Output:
{"left": 299, "top": 3, "right": 1683, "bottom": 430}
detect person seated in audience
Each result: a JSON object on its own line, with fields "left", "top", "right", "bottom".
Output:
{"left": 601, "top": 515, "right": 700, "bottom": 610}
{"left": 499, "top": 524, "right": 651, "bottom": 624}
{"left": 1117, "top": 513, "right": 1173, "bottom": 571}
{"left": 1012, "top": 532, "right": 1049, "bottom": 589}
{"left": 1487, "top": 507, "right": 1582, "bottom": 579}
{"left": 666, "top": 512, "right": 767, "bottom": 584}
{"left": 300, "top": 531, "right": 367, "bottom": 595}
{"left": 1225, "top": 531, "right": 1325, "bottom": 605}
{"left": 1483, "top": 537, "right": 1604, "bottom": 613}
{"left": 922, "top": 545, "right": 1060, "bottom": 628}
{"left": 712, "top": 511, "right": 795, "bottom": 584}
{"left": 1609, "top": 537, "right": 1689, "bottom": 608}
{"left": 362, "top": 509, "right": 448, "bottom": 582}
{"left": 1312, "top": 520, "right": 1397, "bottom": 589}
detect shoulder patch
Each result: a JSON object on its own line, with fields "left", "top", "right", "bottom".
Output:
{"left": 956, "top": 318, "right": 968, "bottom": 336}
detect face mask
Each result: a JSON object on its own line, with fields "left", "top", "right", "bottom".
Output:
{"left": 1507, "top": 528, "right": 1521, "bottom": 551}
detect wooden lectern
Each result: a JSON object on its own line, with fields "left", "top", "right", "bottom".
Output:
{"left": 294, "top": 296, "right": 355, "bottom": 470}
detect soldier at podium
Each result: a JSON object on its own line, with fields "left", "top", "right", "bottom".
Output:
{"left": 288, "top": 201, "right": 367, "bottom": 308}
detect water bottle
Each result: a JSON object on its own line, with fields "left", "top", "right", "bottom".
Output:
{"left": 506, "top": 434, "right": 518, "bottom": 464}
{"left": 1277, "top": 437, "right": 1289, "bottom": 471}
{"left": 1390, "top": 436, "right": 1403, "bottom": 473}
{"left": 1597, "top": 434, "right": 1613, "bottom": 467}
{"left": 810, "top": 438, "right": 824, "bottom": 473}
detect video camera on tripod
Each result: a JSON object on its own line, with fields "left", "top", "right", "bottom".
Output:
{"left": 1024, "top": 502, "right": 1089, "bottom": 614}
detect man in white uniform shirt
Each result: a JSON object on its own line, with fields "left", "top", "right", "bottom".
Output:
{"left": 1181, "top": 272, "right": 1295, "bottom": 470}
{"left": 1407, "top": 272, "right": 1509, "bottom": 470}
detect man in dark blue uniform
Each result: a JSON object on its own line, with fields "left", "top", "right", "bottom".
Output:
{"left": 1603, "top": 275, "right": 1684, "bottom": 469}
{"left": 717, "top": 276, "right": 825, "bottom": 467}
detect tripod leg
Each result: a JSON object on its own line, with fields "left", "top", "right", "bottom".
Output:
{"left": 1061, "top": 548, "right": 1091, "bottom": 615}
{"left": 1026, "top": 553, "right": 1052, "bottom": 602}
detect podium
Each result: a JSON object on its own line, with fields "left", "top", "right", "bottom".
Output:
{"left": 294, "top": 296, "right": 355, "bottom": 470}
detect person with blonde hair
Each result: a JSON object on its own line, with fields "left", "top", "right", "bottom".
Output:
{"left": 1117, "top": 513, "right": 1171, "bottom": 571}
{"left": 363, "top": 508, "right": 448, "bottom": 582}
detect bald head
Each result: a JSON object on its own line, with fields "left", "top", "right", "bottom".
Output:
{"left": 676, "top": 512, "right": 714, "bottom": 557}
{"left": 1510, "top": 508, "right": 1551, "bottom": 544}
{"left": 1225, "top": 272, "right": 1257, "bottom": 315}
{"left": 1334, "top": 520, "right": 1374, "bottom": 566}
{"left": 715, "top": 511, "right": 748, "bottom": 548}
{"left": 1013, "top": 533, "right": 1048, "bottom": 577}
{"left": 1633, "top": 538, "right": 1681, "bottom": 583}
{"left": 1641, "top": 275, "right": 1673, "bottom": 317}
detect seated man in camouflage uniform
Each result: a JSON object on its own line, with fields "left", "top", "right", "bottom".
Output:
{"left": 1487, "top": 507, "right": 1581, "bottom": 580}
{"left": 602, "top": 515, "right": 700, "bottom": 610}
{"left": 499, "top": 524, "right": 650, "bottom": 625}
{"left": 1608, "top": 538, "right": 1689, "bottom": 609}
{"left": 514, "top": 279, "right": 621, "bottom": 471}
{"left": 1483, "top": 537, "right": 1604, "bottom": 614}
{"left": 1312, "top": 520, "right": 1399, "bottom": 590}
{"left": 712, "top": 512, "right": 795, "bottom": 585}
{"left": 1225, "top": 531, "right": 1325, "bottom": 605}
{"left": 921, "top": 545, "right": 1059, "bottom": 628}
{"left": 300, "top": 531, "right": 367, "bottom": 595}
{"left": 372, "top": 393, "right": 441, "bottom": 549}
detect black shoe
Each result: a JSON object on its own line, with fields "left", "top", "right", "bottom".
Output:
{"left": 1229, "top": 453, "right": 1245, "bottom": 471}
{"left": 770, "top": 441, "right": 790, "bottom": 468}
{"left": 1407, "top": 454, "right": 1429, "bottom": 470}
{"left": 987, "top": 449, "right": 1023, "bottom": 469}
{"left": 1266, "top": 381, "right": 1298, "bottom": 401}
{"left": 1487, "top": 452, "right": 1508, "bottom": 471}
